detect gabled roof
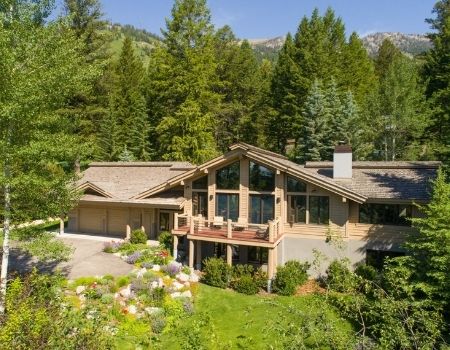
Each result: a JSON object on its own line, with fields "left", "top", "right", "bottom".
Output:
{"left": 77, "top": 162, "right": 195, "bottom": 203}
{"left": 134, "top": 143, "right": 368, "bottom": 203}
{"left": 304, "top": 161, "right": 440, "bottom": 201}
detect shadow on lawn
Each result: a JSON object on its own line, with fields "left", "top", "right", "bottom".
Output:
{"left": 2, "top": 246, "right": 71, "bottom": 277}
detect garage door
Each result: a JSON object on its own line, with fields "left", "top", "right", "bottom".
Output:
{"left": 108, "top": 209, "right": 128, "bottom": 236}
{"left": 79, "top": 208, "right": 105, "bottom": 234}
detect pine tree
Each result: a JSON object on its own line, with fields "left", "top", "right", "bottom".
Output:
{"left": 340, "top": 90, "right": 358, "bottom": 146}
{"left": 97, "top": 111, "right": 118, "bottom": 160}
{"left": 299, "top": 80, "right": 327, "bottom": 161}
{"left": 105, "top": 37, "right": 149, "bottom": 160}
{"left": 147, "top": 0, "right": 220, "bottom": 163}
{"left": 375, "top": 39, "right": 402, "bottom": 79}
{"left": 268, "top": 33, "right": 302, "bottom": 154}
{"left": 423, "top": 0, "right": 450, "bottom": 165}
{"left": 322, "top": 78, "right": 341, "bottom": 159}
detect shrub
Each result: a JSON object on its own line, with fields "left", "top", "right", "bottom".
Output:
{"left": 182, "top": 265, "right": 191, "bottom": 275}
{"left": 273, "top": 260, "right": 310, "bottom": 296}
{"left": 103, "top": 241, "right": 123, "bottom": 253}
{"left": 126, "top": 251, "right": 143, "bottom": 264}
{"left": 202, "top": 257, "right": 232, "bottom": 289}
{"left": 100, "top": 293, "right": 114, "bottom": 304}
{"left": 116, "top": 276, "right": 130, "bottom": 288}
{"left": 233, "top": 274, "right": 259, "bottom": 295}
{"left": 150, "top": 287, "right": 166, "bottom": 306}
{"left": 150, "top": 316, "right": 166, "bottom": 334}
{"left": 253, "top": 268, "right": 268, "bottom": 289}
{"left": 355, "top": 264, "right": 378, "bottom": 282}
{"left": 161, "top": 261, "right": 182, "bottom": 277}
{"left": 158, "top": 231, "right": 172, "bottom": 250}
{"left": 326, "top": 259, "right": 358, "bottom": 293}
{"left": 130, "top": 229, "right": 147, "bottom": 244}
{"left": 232, "top": 264, "right": 254, "bottom": 279}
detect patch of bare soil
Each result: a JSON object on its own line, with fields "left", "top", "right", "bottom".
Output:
{"left": 296, "top": 279, "right": 326, "bottom": 296}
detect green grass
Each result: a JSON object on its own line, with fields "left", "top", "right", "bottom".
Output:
{"left": 160, "top": 284, "right": 354, "bottom": 349}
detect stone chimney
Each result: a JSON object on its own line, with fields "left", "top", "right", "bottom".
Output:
{"left": 333, "top": 143, "right": 352, "bottom": 179}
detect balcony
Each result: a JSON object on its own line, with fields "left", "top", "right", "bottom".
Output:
{"left": 173, "top": 213, "right": 283, "bottom": 247}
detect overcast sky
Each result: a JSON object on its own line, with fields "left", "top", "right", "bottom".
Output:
{"left": 88, "top": 0, "right": 436, "bottom": 39}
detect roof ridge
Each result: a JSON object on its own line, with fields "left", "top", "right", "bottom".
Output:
{"left": 305, "top": 161, "right": 442, "bottom": 169}
{"left": 88, "top": 161, "right": 194, "bottom": 168}
{"left": 229, "top": 142, "right": 289, "bottom": 160}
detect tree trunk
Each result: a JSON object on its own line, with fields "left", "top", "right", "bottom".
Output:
{"left": 0, "top": 164, "right": 11, "bottom": 314}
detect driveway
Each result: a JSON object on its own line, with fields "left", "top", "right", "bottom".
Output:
{"left": 6, "top": 234, "right": 134, "bottom": 280}
{"left": 57, "top": 235, "right": 134, "bottom": 279}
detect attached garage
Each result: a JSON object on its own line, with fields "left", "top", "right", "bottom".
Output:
{"left": 79, "top": 208, "right": 105, "bottom": 234}
{"left": 107, "top": 208, "right": 128, "bottom": 237}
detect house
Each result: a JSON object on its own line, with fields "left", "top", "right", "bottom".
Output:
{"left": 68, "top": 143, "right": 440, "bottom": 278}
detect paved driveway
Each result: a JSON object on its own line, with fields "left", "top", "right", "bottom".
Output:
{"left": 57, "top": 236, "right": 134, "bottom": 279}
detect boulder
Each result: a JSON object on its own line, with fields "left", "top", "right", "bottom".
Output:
{"left": 75, "top": 285, "right": 86, "bottom": 295}
{"left": 152, "top": 265, "right": 160, "bottom": 272}
{"left": 170, "top": 292, "right": 181, "bottom": 298}
{"left": 189, "top": 273, "right": 200, "bottom": 283}
{"left": 127, "top": 305, "right": 137, "bottom": 315}
{"left": 172, "top": 281, "right": 184, "bottom": 290}
{"left": 176, "top": 272, "right": 190, "bottom": 282}
{"left": 157, "top": 278, "right": 164, "bottom": 288}
{"left": 181, "top": 290, "right": 192, "bottom": 298}
{"left": 184, "top": 281, "right": 190, "bottom": 288}
{"left": 150, "top": 281, "right": 159, "bottom": 289}
{"left": 119, "top": 285, "right": 132, "bottom": 298}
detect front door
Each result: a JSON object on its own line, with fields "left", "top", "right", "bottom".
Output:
{"left": 159, "top": 212, "right": 171, "bottom": 234}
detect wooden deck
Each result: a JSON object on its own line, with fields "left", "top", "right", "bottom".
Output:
{"left": 173, "top": 225, "right": 270, "bottom": 243}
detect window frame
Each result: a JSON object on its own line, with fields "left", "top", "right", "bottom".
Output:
{"left": 216, "top": 193, "right": 239, "bottom": 221}
{"left": 358, "top": 203, "right": 412, "bottom": 226}
{"left": 192, "top": 191, "right": 208, "bottom": 218}
{"left": 249, "top": 161, "right": 276, "bottom": 192}
{"left": 216, "top": 161, "right": 240, "bottom": 190}
{"left": 248, "top": 194, "right": 275, "bottom": 224}
{"left": 309, "top": 195, "right": 330, "bottom": 225}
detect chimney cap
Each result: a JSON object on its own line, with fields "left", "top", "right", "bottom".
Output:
{"left": 334, "top": 143, "right": 352, "bottom": 153}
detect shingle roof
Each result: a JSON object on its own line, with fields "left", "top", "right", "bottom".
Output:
{"left": 77, "top": 162, "right": 195, "bottom": 200}
{"left": 304, "top": 161, "right": 440, "bottom": 201}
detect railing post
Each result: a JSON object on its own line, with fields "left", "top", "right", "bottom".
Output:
{"left": 227, "top": 219, "right": 232, "bottom": 239}
{"left": 268, "top": 221, "right": 274, "bottom": 243}
{"left": 190, "top": 216, "right": 195, "bottom": 235}
{"left": 173, "top": 235, "right": 178, "bottom": 261}
{"left": 126, "top": 224, "right": 131, "bottom": 240}
{"left": 174, "top": 213, "right": 178, "bottom": 230}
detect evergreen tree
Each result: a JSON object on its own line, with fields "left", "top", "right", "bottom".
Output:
{"left": 375, "top": 39, "right": 402, "bottom": 79}
{"left": 63, "top": 0, "right": 111, "bottom": 160}
{"left": 299, "top": 80, "right": 328, "bottom": 161}
{"left": 322, "top": 78, "right": 341, "bottom": 159}
{"left": 407, "top": 169, "right": 450, "bottom": 308}
{"left": 340, "top": 90, "right": 358, "bottom": 146}
{"left": 268, "top": 33, "right": 302, "bottom": 154}
{"left": 97, "top": 111, "right": 118, "bottom": 161}
{"left": 423, "top": 0, "right": 450, "bottom": 165}
{"left": 147, "top": 0, "right": 220, "bottom": 163}
{"left": 104, "top": 37, "right": 149, "bottom": 160}
{"left": 118, "top": 146, "right": 136, "bottom": 162}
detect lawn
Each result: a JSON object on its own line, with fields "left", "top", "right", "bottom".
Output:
{"left": 159, "top": 284, "right": 354, "bottom": 349}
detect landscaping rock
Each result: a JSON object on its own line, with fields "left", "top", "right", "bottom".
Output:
{"left": 184, "top": 281, "right": 190, "bottom": 288}
{"left": 119, "top": 285, "right": 132, "bottom": 298}
{"left": 113, "top": 252, "right": 121, "bottom": 257}
{"left": 172, "top": 281, "right": 184, "bottom": 290}
{"left": 158, "top": 278, "right": 164, "bottom": 288}
{"left": 189, "top": 273, "right": 200, "bottom": 283}
{"left": 181, "top": 290, "right": 192, "bottom": 298}
{"left": 170, "top": 292, "right": 181, "bottom": 298}
{"left": 76, "top": 286, "right": 86, "bottom": 295}
{"left": 177, "top": 272, "right": 190, "bottom": 282}
{"left": 127, "top": 305, "right": 137, "bottom": 315}
{"left": 150, "top": 281, "right": 158, "bottom": 289}
{"left": 152, "top": 265, "right": 161, "bottom": 272}
{"left": 144, "top": 307, "right": 162, "bottom": 315}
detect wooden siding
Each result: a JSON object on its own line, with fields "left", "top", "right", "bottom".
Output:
{"left": 240, "top": 158, "right": 249, "bottom": 219}
{"left": 107, "top": 208, "right": 128, "bottom": 236}
{"left": 79, "top": 208, "right": 105, "bottom": 234}
{"left": 184, "top": 180, "right": 192, "bottom": 215}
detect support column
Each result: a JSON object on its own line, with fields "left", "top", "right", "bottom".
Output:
{"left": 188, "top": 240, "right": 194, "bottom": 268}
{"left": 267, "top": 248, "right": 275, "bottom": 280}
{"left": 126, "top": 224, "right": 131, "bottom": 240}
{"left": 196, "top": 241, "right": 202, "bottom": 270}
{"left": 173, "top": 235, "right": 178, "bottom": 261}
{"left": 226, "top": 244, "right": 233, "bottom": 266}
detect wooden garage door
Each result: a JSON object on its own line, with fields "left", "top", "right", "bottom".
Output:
{"left": 79, "top": 208, "right": 105, "bottom": 234}
{"left": 108, "top": 209, "right": 128, "bottom": 236}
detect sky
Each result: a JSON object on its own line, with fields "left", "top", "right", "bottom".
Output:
{"left": 88, "top": 0, "right": 437, "bottom": 39}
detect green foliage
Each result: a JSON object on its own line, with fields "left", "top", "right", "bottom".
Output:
{"left": 21, "top": 232, "right": 74, "bottom": 262}
{"left": 158, "top": 231, "right": 172, "bottom": 250}
{"left": 233, "top": 274, "right": 259, "bottom": 295}
{"left": 273, "top": 260, "right": 310, "bottom": 296}
{"left": 116, "top": 276, "right": 130, "bottom": 288}
{"left": 129, "top": 229, "right": 147, "bottom": 244}
{"left": 325, "top": 259, "right": 358, "bottom": 293}
{"left": 354, "top": 264, "right": 378, "bottom": 282}
{"left": 0, "top": 270, "right": 113, "bottom": 349}
{"left": 202, "top": 257, "right": 232, "bottom": 289}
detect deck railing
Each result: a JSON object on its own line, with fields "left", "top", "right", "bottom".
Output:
{"left": 268, "top": 217, "right": 282, "bottom": 243}
{"left": 174, "top": 213, "right": 190, "bottom": 231}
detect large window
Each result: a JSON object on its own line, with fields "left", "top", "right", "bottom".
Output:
{"left": 216, "top": 162, "right": 240, "bottom": 190}
{"left": 309, "top": 196, "right": 329, "bottom": 224}
{"left": 287, "top": 176, "right": 307, "bottom": 192}
{"left": 192, "top": 192, "right": 208, "bottom": 218}
{"left": 249, "top": 162, "right": 275, "bottom": 192}
{"left": 216, "top": 193, "right": 239, "bottom": 221}
{"left": 359, "top": 204, "right": 412, "bottom": 226}
{"left": 249, "top": 194, "right": 274, "bottom": 224}
{"left": 288, "top": 195, "right": 307, "bottom": 223}
{"left": 192, "top": 176, "right": 207, "bottom": 189}
{"left": 248, "top": 247, "right": 268, "bottom": 264}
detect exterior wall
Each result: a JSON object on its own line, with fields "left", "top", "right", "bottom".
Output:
{"left": 279, "top": 235, "right": 406, "bottom": 276}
